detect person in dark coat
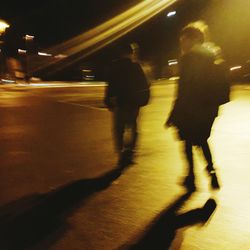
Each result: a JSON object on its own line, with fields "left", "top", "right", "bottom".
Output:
{"left": 166, "top": 23, "right": 222, "bottom": 190}
{"left": 104, "top": 44, "right": 150, "bottom": 166}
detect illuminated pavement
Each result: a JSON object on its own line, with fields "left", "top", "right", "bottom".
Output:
{"left": 0, "top": 81, "right": 250, "bottom": 249}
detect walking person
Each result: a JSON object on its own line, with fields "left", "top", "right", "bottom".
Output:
{"left": 104, "top": 43, "right": 150, "bottom": 167}
{"left": 165, "top": 22, "right": 229, "bottom": 191}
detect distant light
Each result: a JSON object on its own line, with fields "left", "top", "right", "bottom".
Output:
{"left": 230, "top": 66, "right": 242, "bottom": 71}
{"left": 1, "top": 78, "right": 15, "bottom": 83}
{"left": 38, "top": 52, "right": 52, "bottom": 57}
{"left": 24, "top": 34, "right": 35, "bottom": 41}
{"left": 0, "top": 19, "right": 10, "bottom": 34}
{"left": 18, "top": 49, "right": 27, "bottom": 54}
{"left": 169, "top": 76, "right": 180, "bottom": 81}
{"left": 54, "top": 54, "right": 67, "bottom": 59}
{"left": 167, "top": 11, "right": 176, "bottom": 17}
{"left": 168, "top": 59, "right": 178, "bottom": 66}
{"left": 169, "top": 62, "right": 178, "bottom": 66}
{"left": 82, "top": 69, "right": 92, "bottom": 72}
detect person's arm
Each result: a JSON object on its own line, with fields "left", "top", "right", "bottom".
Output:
{"left": 103, "top": 63, "right": 118, "bottom": 110}
{"left": 104, "top": 83, "right": 116, "bottom": 111}
{"left": 165, "top": 97, "right": 180, "bottom": 128}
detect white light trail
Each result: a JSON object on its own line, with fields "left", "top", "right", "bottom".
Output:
{"left": 167, "top": 10, "right": 176, "bottom": 17}
{"left": 168, "top": 61, "right": 178, "bottom": 66}
{"left": 18, "top": 49, "right": 27, "bottom": 54}
{"left": 230, "top": 66, "right": 242, "bottom": 71}
{"left": 38, "top": 52, "right": 53, "bottom": 57}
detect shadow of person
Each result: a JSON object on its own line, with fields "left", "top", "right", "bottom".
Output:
{"left": 123, "top": 192, "right": 217, "bottom": 250}
{"left": 0, "top": 167, "right": 123, "bottom": 250}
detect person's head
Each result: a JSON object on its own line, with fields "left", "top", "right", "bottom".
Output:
{"left": 118, "top": 43, "right": 139, "bottom": 61}
{"left": 180, "top": 25, "right": 205, "bottom": 54}
{"left": 130, "top": 42, "right": 139, "bottom": 61}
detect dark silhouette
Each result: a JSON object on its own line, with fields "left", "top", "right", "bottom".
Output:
{"left": 121, "top": 192, "right": 217, "bottom": 250}
{"left": 0, "top": 25, "right": 25, "bottom": 82}
{"left": 104, "top": 43, "right": 150, "bottom": 167}
{"left": 0, "top": 167, "right": 124, "bottom": 250}
{"left": 166, "top": 22, "right": 228, "bottom": 191}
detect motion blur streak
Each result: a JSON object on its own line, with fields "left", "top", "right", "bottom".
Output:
{"left": 30, "top": 0, "right": 178, "bottom": 74}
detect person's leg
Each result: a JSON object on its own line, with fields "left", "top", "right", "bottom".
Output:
{"left": 201, "top": 140, "right": 220, "bottom": 189}
{"left": 200, "top": 140, "right": 214, "bottom": 172}
{"left": 183, "top": 140, "right": 195, "bottom": 190}
{"left": 119, "top": 106, "right": 139, "bottom": 165}
{"left": 113, "top": 107, "right": 125, "bottom": 153}
{"left": 184, "top": 140, "right": 194, "bottom": 175}
{"left": 127, "top": 107, "right": 139, "bottom": 151}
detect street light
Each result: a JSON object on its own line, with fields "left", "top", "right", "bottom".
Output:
{"left": 38, "top": 52, "right": 52, "bottom": 57}
{"left": 166, "top": 10, "right": 176, "bottom": 17}
{"left": 0, "top": 19, "right": 10, "bottom": 35}
{"left": 24, "top": 34, "right": 34, "bottom": 41}
{"left": 24, "top": 34, "right": 34, "bottom": 83}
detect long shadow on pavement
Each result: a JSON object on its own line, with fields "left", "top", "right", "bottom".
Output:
{"left": 0, "top": 167, "right": 125, "bottom": 250}
{"left": 122, "top": 191, "right": 217, "bottom": 250}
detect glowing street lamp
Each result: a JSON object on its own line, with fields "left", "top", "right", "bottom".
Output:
{"left": 24, "top": 34, "right": 35, "bottom": 83}
{"left": 0, "top": 19, "right": 10, "bottom": 35}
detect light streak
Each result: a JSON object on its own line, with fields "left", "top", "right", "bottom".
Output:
{"left": 1, "top": 79, "right": 15, "bottom": 83}
{"left": 38, "top": 52, "right": 53, "bottom": 57}
{"left": 167, "top": 10, "right": 176, "bottom": 17}
{"left": 54, "top": 54, "right": 67, "bottom": 59}
{"left": 24, "top": 34, "right": 35, "bottom": 41}
{"left": 168, "top": 59, "right": 178, "bottom": 65}
{"left": 168, "top": 61, "right": 178, "bottom": 66}
{"left": 18, "top": 49, "right": 27, "bottom": 54}
{"left": 30, "top": 0, "right": 178, "bottom": 74}
{"left": 230, "top": 66, "right": 242, "bottom": 71}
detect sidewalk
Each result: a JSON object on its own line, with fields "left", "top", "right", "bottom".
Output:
{"left": 0, "top": 83, "right": 250, "bottom": 249}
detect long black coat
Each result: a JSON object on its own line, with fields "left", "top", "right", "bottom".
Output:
{"left": 168, "top": 45, "right": 219, "bottom": 145}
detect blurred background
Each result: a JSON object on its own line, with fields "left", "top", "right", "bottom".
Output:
{"left": 1, "top": 0, "right": 250, "bottom": 82}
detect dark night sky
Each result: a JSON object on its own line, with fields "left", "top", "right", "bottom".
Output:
{"left": 1, "top": 0, "right": 250, "bottom": 66}
{"left": 1, "top": 0, "right": 139, "bottom": 46}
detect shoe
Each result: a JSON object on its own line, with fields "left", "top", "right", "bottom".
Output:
{"left": 117, "top": 149, "right": 135, "bottom": 168}
{"left": 206, "top": 165, "right": 220, "bottom": 189}
{"left": 210, "top": 173, "right": 220, "bottom": 189}
{"left": 123, "top": 149, "right": 135, "bottom": 163}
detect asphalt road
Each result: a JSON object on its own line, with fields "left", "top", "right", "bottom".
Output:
{"left": 0, "top": 81, "right": 250, "bottom": 250}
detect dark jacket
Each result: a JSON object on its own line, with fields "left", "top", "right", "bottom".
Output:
{"left": 104, "top": 58, "right": 149, "bottom": 108}
{"left": 168, "top": 44, "right": 221, "bottom": 144}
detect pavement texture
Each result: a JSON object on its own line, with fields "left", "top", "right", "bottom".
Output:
{"left": 0, "top": 81, "right": 250, "bottom": 249}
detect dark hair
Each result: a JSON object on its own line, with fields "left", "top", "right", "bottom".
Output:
{"left": 180, "top": 26, "right": 205, "bottom": 44}
{"left": 116, "top": 44, "right": 133, "bottom": 57}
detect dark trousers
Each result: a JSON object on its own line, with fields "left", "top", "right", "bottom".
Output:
{"left": 113, "top": 106, "right": 140, "bottom": 152}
